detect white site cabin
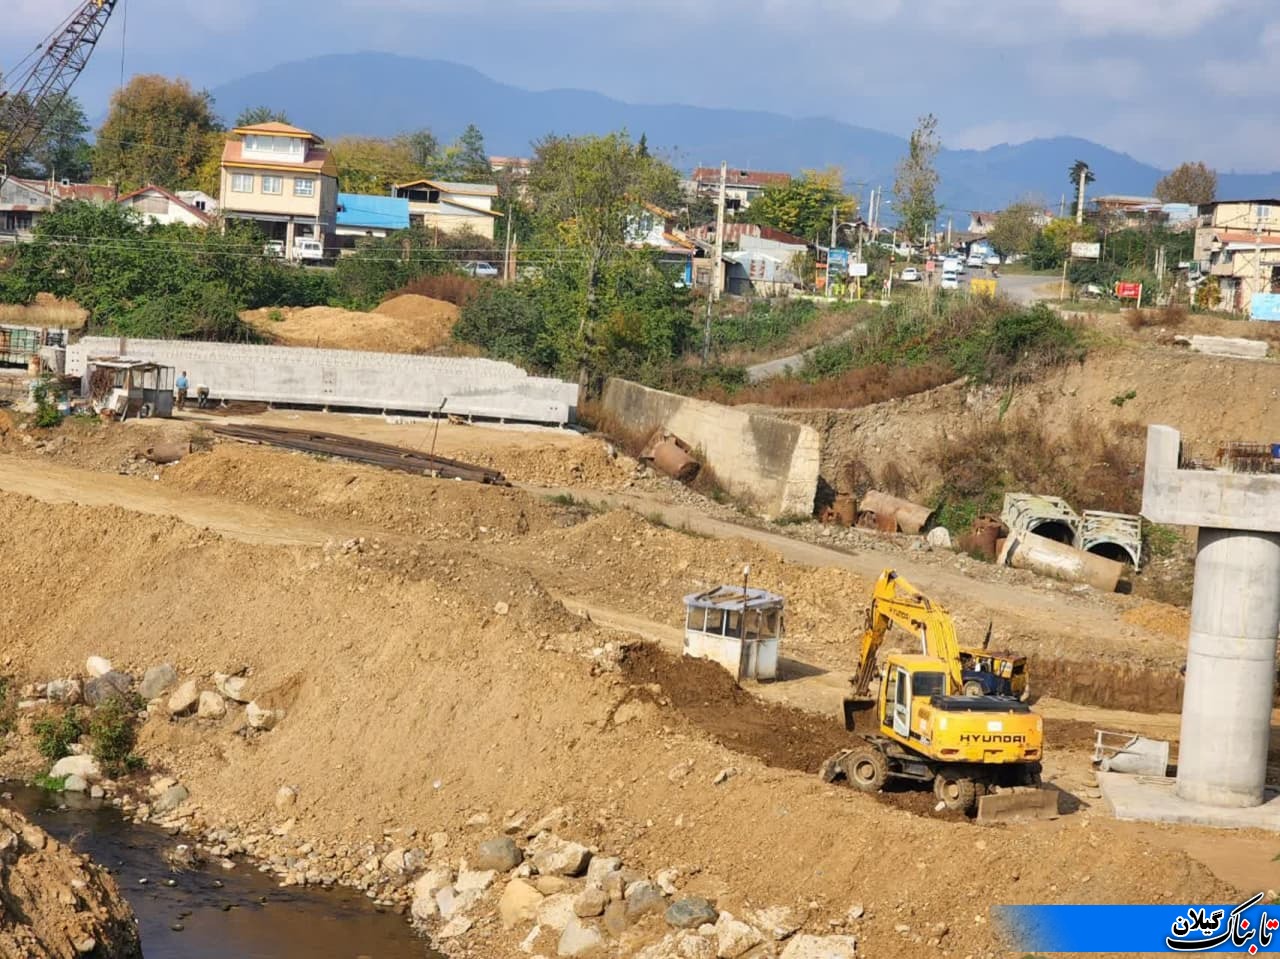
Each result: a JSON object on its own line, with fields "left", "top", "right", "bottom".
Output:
{"left": 682, "top": 582, "right": 783, "bottom": 682}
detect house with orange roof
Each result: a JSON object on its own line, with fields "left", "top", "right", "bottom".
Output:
{"left": 218, "top": 122, "right": 338, "bottom": 259}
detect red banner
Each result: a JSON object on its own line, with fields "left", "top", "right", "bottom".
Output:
{"left": 1115, "top": 281, "right": 1142, "bottom": 299}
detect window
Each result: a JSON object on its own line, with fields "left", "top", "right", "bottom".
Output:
{"left": 231, "top": 173, "right": 254, "bottom": 193}
{"left": 912, "top": 672, "right": 946, "bottom": 698}
{"left": 293, "top": 178, "right": 315, "bottom": 198}
{"left": 261, "top": 176, "right": 283, "bottom": 196}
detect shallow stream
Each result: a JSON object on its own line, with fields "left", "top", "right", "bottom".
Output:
{"left": 3, "top": 784, "right": 439, "bottom": 959}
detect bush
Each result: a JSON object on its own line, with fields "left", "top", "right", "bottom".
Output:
{"left": 950, "top": 304, "right": 1086, "bottom": 384}
{"left": 88, "top": 697, "right": 142, "bottom": 777}
{"left": 33, "top": 711, "right": 85, "bottom": 762}
{"left": 711, "top": 299, "right": 818, "bottom": 350}
{"left": 32, "top": 376, "right": 61, "bottom": 428}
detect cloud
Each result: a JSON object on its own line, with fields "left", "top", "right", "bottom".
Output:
{"left": 1052, "top": 0, "right": 1245, "bottom": 36}
{"left": 1033, "top": 56, "right": 1146, "bottom": 100}
{"left": 948, "top": 120, "right": 1058, "bottom": 150}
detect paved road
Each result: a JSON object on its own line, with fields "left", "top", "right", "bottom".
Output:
{"left": 998, "top": 272, "right": 1058, "bottom": 305}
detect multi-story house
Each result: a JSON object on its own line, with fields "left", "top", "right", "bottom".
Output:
{"left": 218, "top": 122, "right": 338, "bottom": 258}
{"left": 1194, "top": 198, "right": 1280, "bottom": 312}
{"left": 391, "top": 179, "right": 502, "bottom": 241}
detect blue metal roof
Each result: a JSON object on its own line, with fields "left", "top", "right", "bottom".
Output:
{"left": 336, "top": 193, "right": 410, "bottom": 231}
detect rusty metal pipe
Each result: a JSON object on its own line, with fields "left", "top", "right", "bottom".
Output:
{"left": 858, "top": 490, "right": 933, "bottom": 535}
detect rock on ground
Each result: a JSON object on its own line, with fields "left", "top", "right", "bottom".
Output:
{"left": 715, "top": 913, "right": 763, "bottom": 959}
{"left": 558, "top": 917, "right": 605, "bottom": 957}
{"left": 779, "top": 934, "right": 858, "bottom": 958}
{"left": 573, "top": 885, "right": 608, "bottom": 918}
{"left": 138, "top": 664, "right": 178, "bottom": 701}
{"left": 532, "top": 840, "right": 591, "bottom": 877}
{"left": 50, "top": 755, "right": 100, "bottom": 782}
{"left": 62, "top": 774, "right": 88, "bottom": 794}
{"left": 666, "top": 897, "right": 718, "bottom": 929}
{"left": 625, "top": 881, "right": 667, "bottom": 921}
{"left": 499, "top": 878, "right": 543, "bottom": 928}
{"left": 536, "top": 892, "right": 578, "bottom": 932}
{"left": 585, "top": 855, "right": 621, "bottom": 884}
{"left": 750, "top": 906, "right": 801, "bottom": 941}
{"left": 45, "top": 679, "right": 82, "bottom": 705}
{"left": 197, "top": 691, "right": 226, "bottom": 719}
{"left": 84, "top": 671, "right": 133, "bottom": 707}
{"left": 245, "top": 702, "right": 281, "bottom": 730}
{"left": 85, "top": 656, "right": 113, "bottom": 679}
{"left": 0, "top": 805, "right": 141, "bottom": 958}
{"left": 214, "top": 673, "right": 251, "bottom": 703}
{"left": 167, "top": 680, "right": 199, "bottom": 716}
{"left": 474, "top": 836, "right": 523, "bottom": 872}
{"left": 152, "top": 785, "right": 189, "bottom": 816}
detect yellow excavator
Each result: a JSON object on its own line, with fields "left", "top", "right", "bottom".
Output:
{"left": 821, "top": 569, "right": 1057, "bottom": 820}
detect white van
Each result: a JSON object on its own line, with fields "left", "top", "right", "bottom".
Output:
{"left": 293, "top": 238, "right": 325, "bottom": 262}
{"left": 967, "top": 252, "right": 985, "bottom": 269}
{"left": 941, "top": 270, "right": 959, "bottom": 290}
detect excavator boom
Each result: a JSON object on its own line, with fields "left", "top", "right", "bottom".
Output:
{"left": 850, "top": 569, "right": 964, "bottom": 697}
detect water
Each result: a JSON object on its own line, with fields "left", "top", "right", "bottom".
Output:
{"left": 4, "top": 785, "right": 439, "bottom": 959}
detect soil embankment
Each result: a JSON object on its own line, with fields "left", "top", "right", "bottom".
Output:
{"left": 0, "top": 805, "right": 141, "bottom": 958}
{"left": 240, "top": 293, "right": 459, "bottom": 353}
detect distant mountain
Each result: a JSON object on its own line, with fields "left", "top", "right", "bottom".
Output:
{"left": 210, "top": 53, "right": 1280, "bottom": 215}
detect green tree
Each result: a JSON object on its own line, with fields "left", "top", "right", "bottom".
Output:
{"left": 403, "top": 129, "right": 441, "bottom": 171}
{"left": 25, "top": 95, "right": 92, "bottom": 180}
{"left": 743, "top": 169, "right": 856, "bottom": 242}
{"left": 527, "top": 131, "right": 680, "bottom": 373}
{"left": 234, "top": 106, "right": 291, "bottom": 127}
{"left": 1028, "top": 219, "right": 1098, "bottom": 269}
{"left": 988, "top": 202, "right": 1040, "bottom": 256}
{"left": 448, "top": 124, "right": 491, "bottom": 182}
{"left": 1154, "top": 161, "right": 1216, "bottom": 205}
{"left": 93, "top": 75, "right": 222, "bottom": 190}
{"left": 893, "top": 114, "right": 941, "bottom": 245}
{"left": 329, "top": 136, "right": 424, "bottom": 195}
{"left": 1068, "top": 160, "right": 1095, "bottom": 220}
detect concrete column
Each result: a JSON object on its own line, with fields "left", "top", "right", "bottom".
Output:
{"left": 285, "top": 220, "right": 296, "bottom": 259}
{"left": 1177, "top": 528, "right": 1280, "bottom": 807}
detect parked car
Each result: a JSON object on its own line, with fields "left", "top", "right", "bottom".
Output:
{"left": 966, "top": 253, "right": 985, "bottom": 269}
{"left": 900, "top": 267, "right": 921, "bottom": 282}
{"left": 941, "top": 271, "right": 959, "bottom": 290}
{"left": 984, "top": 254, "right": 1002, "bottom": 267}
{"left": 263, "top": 240, "right": 285, "bottom": 258}
{"left": 462, "top": 260, "right": 499, "bottom": 278}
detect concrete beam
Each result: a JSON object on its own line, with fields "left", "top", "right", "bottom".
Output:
{"left": 1142, "top": 425, "right": 1280, "bottom": 533}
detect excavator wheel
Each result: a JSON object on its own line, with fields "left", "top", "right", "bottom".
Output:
{"left": 1016, "top": 763, "right": 1043, "bottom": 787}
{"left": 842, "top": 746, "right": 889, "bottom": 793}
{"left": 962, "top": 680, "right": 985, "bottom": 697}
{"left": 933, "top": 770, "right": 978, "bottom": 812}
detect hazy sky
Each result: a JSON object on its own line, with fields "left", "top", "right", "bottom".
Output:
{"left": 5, "top": 0, "right": 1273, "bottom": 171}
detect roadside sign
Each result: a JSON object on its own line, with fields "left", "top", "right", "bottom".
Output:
{"left": 924, "top": 259, "right": 936, "bottom": 273}
{"left": 849, "top": 261, "right": 868, "bottom": 277}
{"left": 1250, "top": 293, "right": 1280, "bottom": 321}
{"left": 828, "top": 248, "right": 850, "bottom": 275}
{"left": 1071, "top": 242, "right": 1101, "bottom": 259}
{"left": 1115, "top": 281, "right": 1142, "bottom": 300}
{"left": 970, "top": 278, "right": 998, "bottom": 298}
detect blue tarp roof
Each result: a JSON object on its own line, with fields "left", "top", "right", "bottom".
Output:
{"left": 336, "top": 193, "right": 410, "bottom": 230}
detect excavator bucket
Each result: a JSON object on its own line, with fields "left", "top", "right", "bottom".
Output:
{"left": 976, "top": 787, "right": 1060, "bottom": 824}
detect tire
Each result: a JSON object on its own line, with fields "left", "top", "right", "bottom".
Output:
{"left": 962, "top": 680, "right": 985, "bottom": 697}
{"left": 933, "top": 770, "right": 978, "bottom": 812}
{"left": 1017, "top": 763, "right": 1043, "bottom": 787}
{"left": 842, "top": 747, "right": 889, "bottom": 793}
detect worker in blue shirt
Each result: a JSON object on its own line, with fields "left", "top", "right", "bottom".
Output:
{"left": 175, "top": 371, "right": 189, "bottom": 411}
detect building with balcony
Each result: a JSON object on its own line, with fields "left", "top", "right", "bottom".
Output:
{"left": 1193, "top": 198, "right": 1280, "bottom": 311}
{"left": 218, "top": 122, "right": 338, "bottom": 258}
{"left": 391, "top": 179, "right": 501, "bottom": 241}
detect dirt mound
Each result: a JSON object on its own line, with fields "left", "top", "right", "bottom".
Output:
{"left": 242, "top": 296, "right": 458, "bottom": 354}
{"left": 160, "top": 443, "right": 552, "bottom": 542}
{"left": 0, "top": 805, "right": 141, "bottom": 958}
{"left": 1122, "top": 602, "right": 1191, "bottom": 639}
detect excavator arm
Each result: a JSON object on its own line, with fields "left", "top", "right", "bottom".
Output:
{"left": 849, "top": 569, "right": 965, "bottom": 697}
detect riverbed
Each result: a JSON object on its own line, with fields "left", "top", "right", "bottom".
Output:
{"left": 4, "top": 785, "right": 439, "bottom": 958}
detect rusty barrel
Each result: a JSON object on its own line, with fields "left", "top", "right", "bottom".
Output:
{"left": 832, "top": 493, "right": 856, "bottom": 526}
{"left": 858, "top": 490, "right": 933, "bottom": 535}
{"left": 960, "top": 515, "right": 1004, "bottom": 560}
{"left": 651, "top": 440, "right": 700, "bottom": 483}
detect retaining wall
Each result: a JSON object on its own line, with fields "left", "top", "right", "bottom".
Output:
{"left": 67, "top": 337, "right": 579, "bottom": 426}
{"left": 600, "top": 377, "right": 820, "bottom": 519}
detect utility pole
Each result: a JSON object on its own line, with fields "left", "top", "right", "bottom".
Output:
{"left": 1076, "top": 168, "right": 1087, "bottom": 226}
{"left": 830, "top": 204, "right": 838, "bottom": 249}
{"left": 1255, "top": 207, "right": 1264, "bottom": 309}
{"left": 702, "top": 161, "right": 727, "bottom": 365}
{"left": 502, "top": 211, "right": 514, "bottom": 284}
{"left": 1059, "top": 194, "right": 1066, "bottom": 219}
{"left": 946, "top": 217, "right": 952, "bottom": 247}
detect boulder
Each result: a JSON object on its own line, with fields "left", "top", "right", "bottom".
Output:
{"left": 62, "top": 774, "right": 88, "bottom": 793}
{"left": 438, "top": 915, "right": 473, "bottom": 939}
{"left": 85, "top": 656, "right": 112, "bottom": 679}
{"left": 574, "top": 885, "right": 609, "bottom": 918}
{"left": 603, "top": 868, "right": 644, "bottom": 901}
{"left": 197, "top": 691, "right": 226, "bottom": 720}
{"left": 214, "top": 673, "right": 251, "bottom": 704}
{"left": 535, "top": 875, "right": 572, "bottom": 895}
{"left": 45, "top": 679, "right": 82, "bottom": 705}
{"left": 585, "top": 855, "right": 622, "bottom": 885}
{"left": 245, "top": 702, "right": 281, "bottom": 730}
{"left": 715, "top": 914, "right": 763, "bottom": 959}
{"left": 84, "top": 671, "right": 133, "bottom": 707}
{"left": 435, "top": 886, "right": 481, "bottom": 919}
{"left": 750, "top": 906, "right": 801, "bottom": 941}
{"left": 455, "top": 869, "right": 497, "bottom": 894}
{"left": 656, "top": 868, "right": 681, "bottom": 896}
{"left": 603, "top": 900, "right": 628, "bottom": 938}
{"left": 475, "top": 836, "right": 524, "bottom": 872}
{"left": 558, "top": 917, "right": 604, "bottom": 957}
{"left": 677, "top": 932, "right": 716, "bottom": 959}
{"left": 625, "top": 881, "right": 667, "bottom": 921}
{"left": 524, "top": 806, "right": 567, "bottom": 838}
{"left": 499, "top": 878, "right": 543, "bottom": 928}
{"left": 927, "top": 527, "right": 953, "bottom": 550}
{"left": 138, "top": 664, "right": 178, "bottom": 701}
{"left": 410, "top": 893, "right": 437, "bottom": 922}
{"left": 152, "top": 785, "right": 189, "bottom": 816}
{"left": 780, "top": 934, "right": 858, "bottom": 959}
{"left": 50, "top": 755, "right": 100, "bottom": 782}
{"left": 667, "top": 898, "right": 718, "bottom": 929}
{"left": 274, "top": 786, "right": 297, "bottom": 811}
{"left": 533, "top": 840, "right": 591, "bottom": 877}
{"left": 167, "top": 680, "right": 199, "bottom": 716}
{"left": 536, "top": 892, "right": 578, "bottom": 932}
{"left": 412, "top": 868, "right": 453, "bottom": 902}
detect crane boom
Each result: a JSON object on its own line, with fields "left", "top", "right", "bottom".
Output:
{"left": 0, "top": 0, "right": 118, "bottom": 170}
{"left": 850, "top": 569, "right": 964, "bottom": 696}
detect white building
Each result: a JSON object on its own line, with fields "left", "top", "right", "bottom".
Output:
{"left": 117, "top": 185, "right": 213, "bottom": 227}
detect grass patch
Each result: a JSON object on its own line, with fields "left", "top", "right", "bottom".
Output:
{"left": 0, "top": 677, "right": 14, "bottom": 737}
{"left": 1144, "top": 522, "right": 1184, "bottom": 559}
{"left": 32, "top": 773, "right": 69, "bottom": 792}
{"left": 545, "top": 492, "right": 606, "bottom": 513}
{"left": 33, "top": 711, "right": 85, "bottom": 763}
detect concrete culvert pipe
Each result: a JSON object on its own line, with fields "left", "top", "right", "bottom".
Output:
{"left": 1029, "top": 519, "right": 1076, "bottom": 546}
{"left": 1085, "top": 542, "right": 1138, "bottom": 566}
{"left": 998, "top": 530, "right": 1125, "bottom": 592}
